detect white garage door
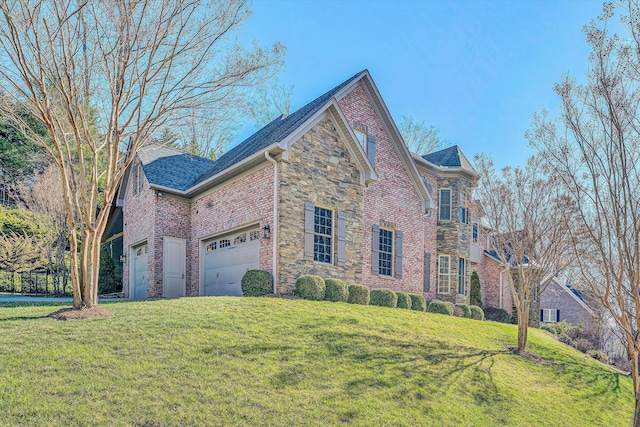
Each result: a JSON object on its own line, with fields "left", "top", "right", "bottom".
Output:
{"left": 203, "top": 229, "right": 260, "bottom": 296}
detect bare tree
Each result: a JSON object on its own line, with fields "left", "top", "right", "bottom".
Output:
{"left": 475, "top": 154, "right": 571, "bottom": 351}
{"left": 399, "top": 116, "right": 448, "bottom": 155}
{"left": 14, "top": 164, "right": 70, "bottom": 294}
{"left": 0, "top": 0, "right": 284, "bottom": 309}
{"left": 245, "top": 79, "right": 293, "bottom": 127}
{"left": 528, "top": 2, "right": 640, "bottom": 422}
{"left": 0, "top": 230, "right": 45, "bottom": 274}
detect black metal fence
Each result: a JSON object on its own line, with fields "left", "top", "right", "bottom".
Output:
{"left": 0, "top": 270, "right": 123, "bottom": 297}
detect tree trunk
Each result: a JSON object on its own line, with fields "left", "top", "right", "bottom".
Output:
{"left": 628, "top": 343, "right": 640, "bottom": 427}
{"left": 517, "top": 305, "right": 529, "bottom": 351}
{"left": 69, "top": 228, "right": 101, "bottom": 308}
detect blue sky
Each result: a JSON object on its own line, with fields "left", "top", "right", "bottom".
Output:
{"left": 240, "top": 0, "right": 605, "bottom": 170}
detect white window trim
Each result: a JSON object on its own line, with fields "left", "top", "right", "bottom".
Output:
{"left": 459, "top": 191, "right": 468, "bottom": 224}
{"left": 439, "top": 189, "right": 452, "bottom": 222}
{"left": 472, "top": 221, "right": 479, "bottom": 245}
{"left": 378, "top": 227, "right": 394, "bottom": 277}
{"left": 313, "top": 205, "right": 334, "bottom": 265}
{"left": 542, "top": 308, "right": 558, "bottom": 323}
{"left": 135, "top": 163, "right": 143, "bottom": 195}
{"left": 438, "top": 255, "right": 451, "bottom": 294}
{"left": 457, "top": 257, "right": 467, "bottom": 295}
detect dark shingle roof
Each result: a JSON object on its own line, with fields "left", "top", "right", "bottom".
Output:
{"left": 192, "top": 70, "right": 365, "bottom": 186}
{"left": 423, "top": 145, "right": 463, "bottom": 167}
{"left": 138, "top": 146, "right": 216, "bottom": 192}
{"left": 422, "top": 145, "right": 477, "bottom": 175}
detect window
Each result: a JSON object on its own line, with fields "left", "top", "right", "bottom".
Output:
{"left": 472, "top": 222, "right": 479, "bottom": 244}
{"left": 134, "top": 163, "right": 143, "bottom": 195}
{"left": 439, "top": 189, "right": 451, "bottom": 221}
{"left": 249, "top": 230, "right": 260, "bottom": 241}
{"left": 206, "top": 242, "right": 217, "bottom": 252}
{"left": 542, "top": 309, "right": 558, "bottom": 323}
{"left": 438, "top": 255, "right": 451, "bottom": 293}
{"left": 219, "top": 239, "right": 230, "bottom": 248}
{"left": 379, "top": 228, "right": 393, "bottom": 277}
{"left": 458, "top": 257, "right": 467, "bottom": 295}
{"left": 459, "top": 191, "right": 468, "bottom": 224}
{"left": 314, "top": 206, "right": 333, "bottom": 264}
{"left": 233, "top": 233, "right": 246, "bottom": 245}
{"left": 353, "top": 122, "right": 367, "bottom": 147}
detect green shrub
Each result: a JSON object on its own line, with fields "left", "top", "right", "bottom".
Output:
{"left": 370, "top": 288, "right": 398, "bottom": 308}
{"left": 559, "top": 333, "right": 576, "bottom": 348}
{"left": 469, "top": 270, "right": 482, "bottom": 308}
{"left": 454, "top": 303, "right": 471, "bottom": 318}
{"left": 241, "top": 270, "right": 273, "bottom": 297}
{"left": 396, "top": 291, "right": 412, "bottom": 309}
{"left": 294, "top": 275, "right": 325, "bottom": 301}
{"left": 409, "top": 293, "right": 426, "bottom": 311}
{"left": 469, "top": 305, "right": 484, "bottom": 321}
{"left": 347, "top": 284, "right": 370, "bottom": 305}
{"left": 587, "top": 350, "right": 610, "bottom": 364}
{"left": 542, "top": 321, "right": 584, "bottom": 340}
{"left": 484, "top": 307, "right": 511, "bottom": 323}
{"left": 324, "top": 278, "right": 349, "bottom": 302}
{"left": 427, "top": 299, "right": 454, "bottom": 316}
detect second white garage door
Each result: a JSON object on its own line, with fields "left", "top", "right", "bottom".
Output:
{"left": 203, "top": 229, "right": 260, "bottom": 296}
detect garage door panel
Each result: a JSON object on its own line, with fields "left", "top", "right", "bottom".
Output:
{"left": 203, "top": 230, "right": 260, "bottom": 297}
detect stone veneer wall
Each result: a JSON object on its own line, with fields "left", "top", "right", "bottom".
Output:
{"left": 435, "top": 176, "right": 475, "bottom": 304}
{"left": 277, "top": 117, "right": 364, "bottom": 293}
{"left": 190, "top": 165, "right": 274, "bottom": 296}
{"left": 338, "top": 84, "right": 433, "bottom": 294}
{"left": 122, "top": 158, "right": 156, "bottom": 297}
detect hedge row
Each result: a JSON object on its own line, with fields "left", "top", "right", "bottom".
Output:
{"left": 241, "top": 271, "right": 482, "bottom": 321}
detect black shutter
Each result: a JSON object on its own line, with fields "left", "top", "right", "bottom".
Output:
{"left": 367, "top": 135, "right": 376, "bottom": 168}
{"left": 337, "top": 211, "right": 346, "bottom": 266}
{"left": 540, "top": 310, "right": 544, "bottom": 322}
{"left": 304, "top": 202, "right": 314, "bottom": 261}
{"left": 371, "top": 225, "right": 380, "bottom": 274}
{"left": 395, "top": 231, "right": 403, "bottom": 278}
{"left": 424, "top": 252, "right": 431, "bottom": 292}
{"left": 556, "top": 310, "right": 560, "bottom": 322}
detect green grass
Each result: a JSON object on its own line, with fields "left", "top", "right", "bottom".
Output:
{"left": 0, "top": 297, "right": 633, "bottom": 426}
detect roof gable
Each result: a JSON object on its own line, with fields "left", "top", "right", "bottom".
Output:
{"left": 191, "top": 71, "right": 364, "bottom": 187}
{"left": 137, "top": 146, "right": 217, "bottom": 192}
{"left": 336, "top": 71, "right": 434, "bottom": 211}
{"left": 422, "top": 145, "right": 477, "bottom": 175}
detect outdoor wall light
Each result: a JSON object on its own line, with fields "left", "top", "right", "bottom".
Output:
{"left": 119, "top": 254, "right": 126, "bottom": 264}
{"left": 261, "top": 224, "right": 271, "bottom": 239}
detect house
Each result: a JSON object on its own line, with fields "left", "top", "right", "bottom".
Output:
{"left": 114, "top": 69, "right": 519, "bottom": 307}
{"left": 116, "top": 70, "right": 448, "bottom": 299}
{"left": 539, "top": 277, "right": 596, "bottom": 332}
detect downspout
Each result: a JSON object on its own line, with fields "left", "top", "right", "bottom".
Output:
{"left": 499, "top": 269, "right": 508, "bottom": 309}
{"left": 265, "top": 152, "right": 278, "bottom": 294}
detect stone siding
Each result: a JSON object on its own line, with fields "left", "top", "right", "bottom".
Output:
{"left": 338, "top": 84, "right": 433, "bottom": 294}
{"left": 434, "top": 175, "right": 475, "bottom": 304}
{"left": 277, "top": 117, "right": 364, "bottom": 293}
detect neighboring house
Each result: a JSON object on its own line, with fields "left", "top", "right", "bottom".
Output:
{"left": 539, "top": 277, "right": 596, "bottom": 332}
